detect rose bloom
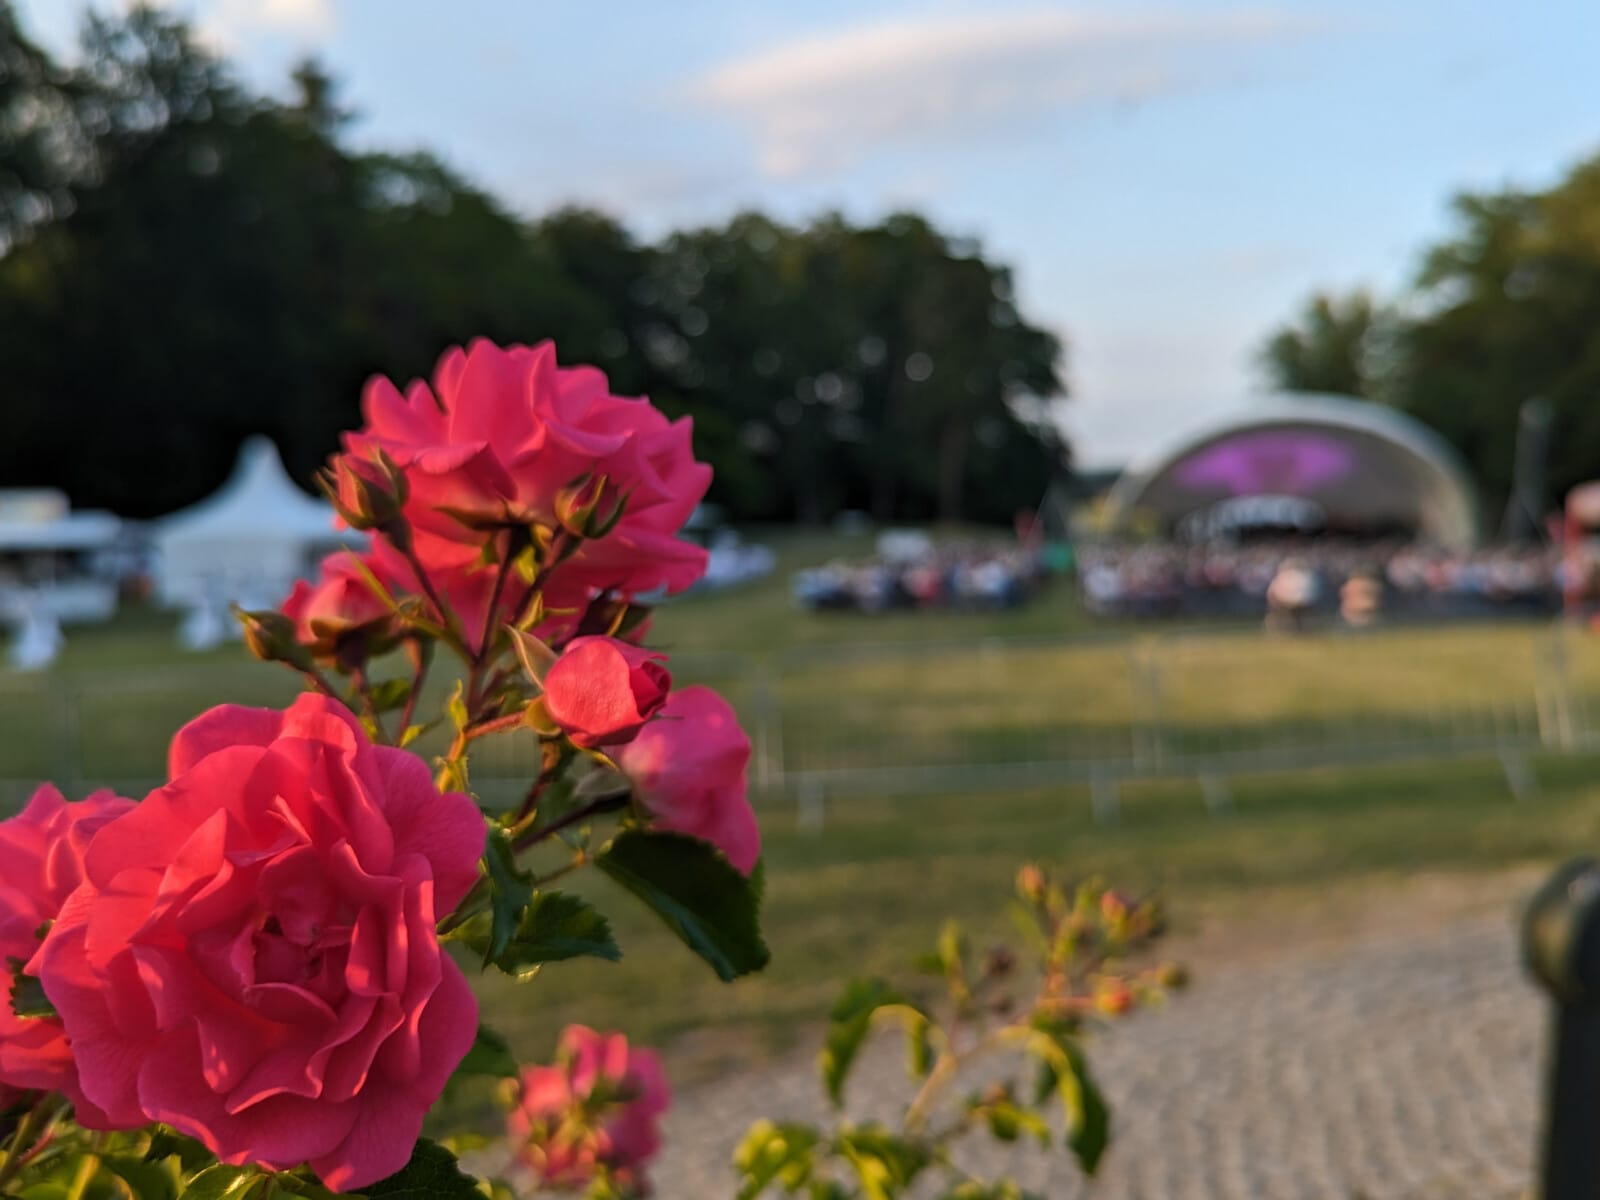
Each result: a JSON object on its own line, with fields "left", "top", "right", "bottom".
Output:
{"left": 542, "top": 636, "right": 670, "bottom": 748}
{"left": 339, "top": 338, "right": 710, "bottom": 600}
{"left": 36, "top": 694, "right": 486, "bottom": 1190}
{"left": 0, "top": 785, "right": 134, "bottom": 1119}
{"left": 510, "top": 1025, "right": 670, "bottom": 1194}
{"left": 280, "top": 550, "right": 396, "bottom": 662}
{"left": 615, "top": 686, "right": 759, "bottom": 875}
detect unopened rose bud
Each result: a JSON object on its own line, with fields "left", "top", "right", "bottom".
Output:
{"left": 235, "top": 608, "right": 313, "bottom": 672}
{"left": 1100, "top": 890, "right": 1133, "bottom": 926}
{"left": 1017, "top": 864, "right": 1047, "bottom": 904}
{"left": 554, "top": 473, "right": 624, "bottom": 540}
{"left": 982, "top": 946, "right": 1016, "bottom": 979}
{"left": 320, "top": 451, "right": 408, "bottom": 532}
{"left": 1094, "top": 980, "right": 1135, "bottom": 1017}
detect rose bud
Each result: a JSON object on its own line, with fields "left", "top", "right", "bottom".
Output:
{"left": 542, "top": 636, "right": 670, "bottom": 748}
{"left": 280, "top": 551, "right": 398, "bottom": 666}
{"left": 319, "top": 449, "right": 407, "bottom": 532}
{"left": 1016, "top": 864, "right": 1047, "bottom": 905}
{"left": 235, "top": 608, "right": 314, "bottom": 672}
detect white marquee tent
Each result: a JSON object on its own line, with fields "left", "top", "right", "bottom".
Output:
{"left": 155, "top": 438, "right": 361, "bottom": 610}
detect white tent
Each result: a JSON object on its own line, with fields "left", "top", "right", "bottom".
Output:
{"left": 154, "top": 438, "right": 361, "bottom": 610}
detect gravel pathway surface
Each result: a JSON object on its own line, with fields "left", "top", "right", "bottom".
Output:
{"left": 652, "top": 913, "right": 1546, "bottom": 1199}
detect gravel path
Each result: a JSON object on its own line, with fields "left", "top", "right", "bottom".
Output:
{"left": 652, "top": 913, "right": 1547, "bottom": 1199}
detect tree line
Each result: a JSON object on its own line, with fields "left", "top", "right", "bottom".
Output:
{"left": 0, "top": 4, "right": 1067, "bottom": 524}
{"left": 1261, "top": 151, "right": 1600, "bottom": 521}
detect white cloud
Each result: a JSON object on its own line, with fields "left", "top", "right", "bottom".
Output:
{"left": 687, "top": 7, "right": 1327, "bottom": 179}
{"left": 207, "top": 0, "right": 335, "bottom": 45}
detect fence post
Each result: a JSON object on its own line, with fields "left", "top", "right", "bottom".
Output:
{"left": 1524, "top": 858, "right": 1600, "bottom": 1199}
{"left": 1090, "top": 773, "right": 1120, "bottom": 825}
{"left": 753, "top": 660, "right": 782, "bottom": 794}
{"left": 1537, "top": 628, "right": 1580, "bottom": 752}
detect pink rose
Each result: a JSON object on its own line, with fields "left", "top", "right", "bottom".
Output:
{"left": 0, "top": 785, "right": 134, "bottom": 1119}
{"left": 615, "top": 687, "right": 759, "bottom": 875}
{"left": 509, "top": 1025, "right": 670, "bottom": 1194}
{"left": 280, "top": 550, "right": 396, "bottom": 662}
{"left": 36, "top": 694, "right": 486, "bottom": 1190}
{"left": 542, "top": 637, "right": 670, "bottom": 748}
{"left": 340, "top": 339, "right": 710, "bottom": 599}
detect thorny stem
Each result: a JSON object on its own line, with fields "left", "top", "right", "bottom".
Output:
{"left": 396, "top": 539, "right": 467, "bottom": 655}
{"left": 903, "top": 1027, "right": 1008, "bottom": 1136}
{"left": 397, "top": 638, "right": 428, "bottom": 736}
{"left": 349, "top": 661, "right": 387, "bottom": 744}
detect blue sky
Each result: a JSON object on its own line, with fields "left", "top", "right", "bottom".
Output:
{"left": 18, "top": 0, "right": 1600, "bottom": 467}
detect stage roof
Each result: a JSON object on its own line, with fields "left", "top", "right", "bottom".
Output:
{"left": 1103, "top": 394, "right": 1479, "bottom": 548}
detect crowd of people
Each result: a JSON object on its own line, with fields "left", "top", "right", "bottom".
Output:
{"left": 1079, "top": 538, "right": 1563, "bottom": 623}
{"left": 793, "top": 539, "right": 1040, "bottom": 613}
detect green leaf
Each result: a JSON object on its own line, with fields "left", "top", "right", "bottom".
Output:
{"left": 101, "top": 1156, "right": 176, "bottom": 1200}
{"left": 359, "top": 1138, "right": 482, "bottom": 1199}
{"left": 594, "top": 831, "right": 769, "bottom": 981}
{"left": 450, "top": 1025, "right": 520, "bottom": 1082}
{"left": 835, "top": 1126, "right": 933, "bottom": 1200}
{"left": 819, "top": 979, "right": 936, "bottom": 1107}
{"left": 471, "top": 891, "right": 620, "bottom": 978}
{"left": 6, "top": 959, "right": 55, "bottom": 1021}
{"left": 1027, "top": 1032, "right": 1110, "bottom": 1176}
{"left": 445, "top": 679, "right": 469, "bottom": 733}
{"left": 975, "top": 1098, "right": 1050, "bottom": 1148}
{"left": 368, "top": 678, "right": 412, "bottom": 713}
{"left": 733, "top": 1120, "right": 819, "bottom": 1200}
{"left": 479, "top": 827, "right": 534, "bottom": 970}
{"left": 820, "top": 979, "right": 900, "bottom": 1107}
{"left": 145, "top": 1128, "right": 214, "bottom": 1172}
{"left": 179, "top": 1164, "right": 261, "bottom": 1200}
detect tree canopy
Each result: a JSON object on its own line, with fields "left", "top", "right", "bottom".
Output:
{"left": 1260, "top": 153, "right": 1600, "bottom": 515}
{"left": 0, "top": 3, "right": 1067, "bottom": 524}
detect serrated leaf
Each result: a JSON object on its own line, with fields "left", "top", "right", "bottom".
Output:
{"left": 595, "top": 831, "right": 768, "bottom": 981}
{"left": 7, "top": 958, "right": 55, "bottom": 1021}
{"left": 480, "top": 828, "right": 534, "bottom": 970}
{"left": 733, "top": 1120, "right": 819, "bottom": 1200}
{"left": 479, "top": 891, "right": 620, "bottom": 978}
{"left": 359, "top": 1138, "right": 482, "bottom": 1199}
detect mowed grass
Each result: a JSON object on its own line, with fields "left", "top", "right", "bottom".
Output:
{"left": 5, "top": 529, "right": 1600, "bottom": 1090}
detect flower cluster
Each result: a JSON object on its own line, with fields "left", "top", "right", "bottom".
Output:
{"left": 508, "top": 1025, "right": 670, "bottom": 1196}
{"left": 0, "top": 339, "right": 765, "bottom": 1196}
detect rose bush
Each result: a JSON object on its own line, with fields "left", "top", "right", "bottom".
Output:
{"left": 35, "top": 694, "right": 485, "bottom": 1189}
{"left": 0, "top": 335, "right": 1147, "bottom": 1200}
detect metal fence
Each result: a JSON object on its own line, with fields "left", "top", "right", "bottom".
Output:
{"left": 4, "top": 623, "right": 1599, "bottom": 818}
